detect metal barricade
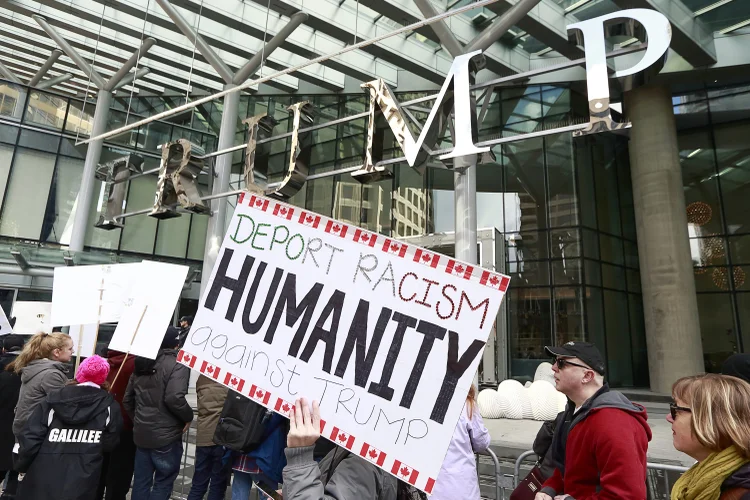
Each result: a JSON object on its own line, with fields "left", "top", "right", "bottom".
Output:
{"left": 514, "top": 450, "right": 538, "bottom": 487}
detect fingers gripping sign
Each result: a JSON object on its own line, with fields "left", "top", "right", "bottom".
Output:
{"left": 288, "top": 398, "right": 322, "bottom": 448}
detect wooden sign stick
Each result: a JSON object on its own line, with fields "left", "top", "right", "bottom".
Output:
{"left": 74, "top": 324, "right": 84, "bottom": 373}
{"left": 110, "top": 304, "right": 148, "bottom": 391}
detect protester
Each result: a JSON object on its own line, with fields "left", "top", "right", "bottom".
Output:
{"left": 96, "top": 349, "right": 137, "bottom": 500}
{"left": 669, "top": 374, "right": 750, "bottom": 500}
{"left": 11, "top": 332, "right": 73, "bottom": 438}
{"left": 282, "top": 398, "right": 398, "bottom": 499}
{"left": 231, "top": 411, "right": 288, "bottom": 500}
{"left": 722, "top": 353, "right": 750, "bottom": 383}
{"left": 15, "top": 355, "right": 122, "bottom": 500}
{"left": 0, "top": 336, "right": 23, "bottom": 499}
{"left": 429, "top": 385, "right": 489, "bottom": 500}
{"left": 124, "top": 327, "right": 193, "bottom": 500}
{"left": 535, "top": 342, "right": 651, "bottom": 500}
{"left": 187, "top": 374, "right": 229, "bottom": 500}
{"left": 178, "top": 316, "right": 193, "bottom": 348}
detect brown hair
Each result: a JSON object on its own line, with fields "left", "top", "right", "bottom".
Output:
{"left": 7, "top": 332, "right": 71, "bottom": 374}
{"left": 67, "top": 379, "right": 111, "bottom": 391}
{"left": 672, "top": 373, "right": 750, "bottom": 458}
{"left": 466, "top": 384, "right": 477, "bottom": 420}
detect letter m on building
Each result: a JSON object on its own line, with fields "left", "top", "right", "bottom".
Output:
{"left": 352, "top": 50, "right": 489, "bottom": 183}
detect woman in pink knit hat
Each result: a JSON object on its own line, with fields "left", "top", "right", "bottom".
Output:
{"left": 14, "top": 355, "right": 123, "bottom": 500}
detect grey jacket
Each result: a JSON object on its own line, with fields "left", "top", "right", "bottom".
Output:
{"left": 123, "top": 349, "right": 193, "bottom": 449}
{"left": 282, "top": 445, "right": 397, "bottom": 500}
{"left": 12, "top": 358, "right": 69, "bottom": 437}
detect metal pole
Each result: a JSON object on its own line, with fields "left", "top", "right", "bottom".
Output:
{"left": 68, "top": 89, "right": 112, "bottom": 253}
{"left": 464, "top": 0, "right": 542, "bottom": 53}
{"left": 0, "top": 61, "right": 21, "bottom": 84}
{"left": 104, "top": 38, "right": 157, "bottom": 91}
{"left": 112, "top": 67, "right": 151, "bottom": 91}
{"left": 28, "top": 49, "right": 63, "bottom": 87}
{"left": 232, "top": 12, "right": 309, "bottom": 84}
{"left": 36, "top": 73, "right": 74, "bottom": 90}
{"left": 201, "top": 84, "right": 239, "bottom": 295}
{"left": 412, "top": 0, "right": 463, "bottom": 57}
{"left": 33, "top": 15, "right": 107, "bottom": 89}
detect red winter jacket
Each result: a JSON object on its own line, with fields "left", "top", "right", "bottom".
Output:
{"left": 540, "top": 388, "right": 652, "bottom": 500}
{"left": 106, "top": 350, "right": 136, "bottom": 431}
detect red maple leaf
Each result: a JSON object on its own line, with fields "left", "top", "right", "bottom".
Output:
{"left": 282, "top": 404, "right": 290, "bottom": 412}
{"left": 255, "top": 200, "right": 263, "bottom": 206}
{"left": 256, "top": 390, "right": 264, "bottom": 398}
{"left": 421, "top": 254, "right": 431, "bottom": 262}
{"left": 206, "top": 366, "right": 213, "bottom": 373}
{"left": 400, "top": 466, "right": 410, "bottom": 477}
{"left": 279, "top": 207, "right": 287, "bottom": 215}
{"left": 455, "top": 265, "right": 465, "bottom": 274}
{"left": 332, "top": 224, "right": 340, "bottom": 232}
{"left": 338, "top": 433, "right": 347, "bottom": 442}
{"left": 361, "top": 234, "right": 369, "bottom": 241}
{"left": 369, "top": 449, "right": 378, "bottom": 458}
{"left": 390, "top": 243, "right": 399, "bottom": 251}
{"left": 489, "top": 275, "right": 499, "bottom": 285}
{"left": 183, "top": 354, "right": 191, "bottom": 362}
{"left": 306, "top": 215, "right": 314, "bottom": 222}
{"left": 231, "top": 377, "right": 238, "bottom": 385}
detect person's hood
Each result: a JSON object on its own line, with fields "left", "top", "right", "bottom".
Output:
{"left": 722, "top": 354, "right": 750, "bottom": 384}
{"left": 46, "top": 384, "right": 114, "bottom": 425}
{"left": 20, "top": 358, "right": 69, "bottom": 384}
{"left": 723, "top": 462, "right": 750, "bottom": 490}
{"left": 134, "top": 348, "right": 177, "bottom": 376}
{"left": 0, "top": 352, "right": 18, "bottom": 372}
{"left": 569, "top": 384, "right": 653, "bottom": 441}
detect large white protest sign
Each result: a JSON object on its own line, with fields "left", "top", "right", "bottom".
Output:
{"left": 108, "top": 261, "right": 189, "bottom": 359}
{"left": 180, "top": 193, "right": 510, "bottom": 494}
{"left": 70, "top": 324, "right": 100, "bottom": 357}
{"left": 0, "top": 306, "right": 12, "bottom": 336}
{"left": 13, "top": 301, "right": 52, "bottom": 334}
{"left": 51, "top": 263, "right": 139, "bottom": 327}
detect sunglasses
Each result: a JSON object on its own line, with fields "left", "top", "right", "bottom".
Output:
{"left": 554, "top": 358, "right": 592, "bottom": 371}
{"left": 669, "top": 402, "right": 692, "bottom": 420}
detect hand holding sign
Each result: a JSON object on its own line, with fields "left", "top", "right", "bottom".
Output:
{"left": 288, "top": 398, "right": 321, "bottom": 448}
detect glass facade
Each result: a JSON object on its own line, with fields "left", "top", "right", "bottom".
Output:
{"left": 3, "top": 75, "right": 750, "bottom": 385}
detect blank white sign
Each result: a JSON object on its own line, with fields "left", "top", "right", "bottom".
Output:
{"left": 13, "top": 301, "right": 52, "bottom": 334}
{"left": 0, "top": 306, "right": 12, "bottom": 336}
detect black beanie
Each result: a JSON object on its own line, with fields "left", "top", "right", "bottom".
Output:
{"left": 160, "top": 326, "right": 182, "bottom": 350}
{"left": 721, "top": 354, "right": 750, "bottom": 384}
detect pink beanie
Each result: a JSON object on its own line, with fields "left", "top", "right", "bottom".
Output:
{"left": 76, "top": 355, "right": 110, "bottom": 386}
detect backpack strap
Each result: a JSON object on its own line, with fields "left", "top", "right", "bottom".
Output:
{"left": 721, "top": 487, "right": 750, "bottom": 500}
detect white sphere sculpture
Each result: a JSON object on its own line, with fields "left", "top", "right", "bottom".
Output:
{"left": 534, "top": 362, "right": 556, "bottom": 385}
{"left": 556, "top": 390, "right": 568, "bottom": 412}
{"left": 497, "top": 379, "right": 525, "bottom": 419}
{"left": 477, "top": 389, "right": 507, "bottom": 419}
{"left": 528, "top": 380, "right": 559, "bottom": 421}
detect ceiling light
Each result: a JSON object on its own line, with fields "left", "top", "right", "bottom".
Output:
{"left": 688, "top": 148, "right": 702, "bottom": 158}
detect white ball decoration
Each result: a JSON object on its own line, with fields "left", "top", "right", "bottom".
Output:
{"left": 556, "top": 390, "right": 568, "bottom": 412}
{"left": 528, "top": 380, "right": 559, "bottom": 421}
{"left": 497, "top": 379, "right": 525, "bottom": 419}
{"left": 477, "top": 389, "right": 505, "bottom": 419}
{"left": 534, "top": 362, "right": 556, "bottom": 385}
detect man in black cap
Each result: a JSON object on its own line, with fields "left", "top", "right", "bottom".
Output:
{"left": 178, "top": 316, "right": 193, "bottom": 349}
{"left": 535, "top": 342, "right": 651, "bottom": 500}
{"left": 0, "top": 335, "right": 23, "bottom": 499}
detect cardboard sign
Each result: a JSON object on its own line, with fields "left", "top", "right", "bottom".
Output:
{"left": 0, "top": 306, "right": 12, "bottom": 335}
{"left": 108, "top": 261, "right": 189, "bottom": 359}
{"left": 180, "top": 193, "right": 510, "bottom": 494}
{"left": 12, "top": 301, "right": 52, "bottom": 334}
{"left": 70, "top": 324, "right": 100, "bottom": 357}
{"left": 51, "top": 263, "right": 139, "bottom": 327}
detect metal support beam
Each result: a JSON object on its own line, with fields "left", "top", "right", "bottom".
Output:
{"left": 37, "top": 73, "right": 74, "bottom": 90}
{"left": 32, "top": 15, "right": 107, "bottom": 89}
{"left": 232, "top": 12, "right": 309, "bottom": 85}
{"left": 0, "top": 60, "right": 21, "bottom": 84}
{"left": 155, "top": 0, "right": 234, "bottom": 84}
{"left": 201, "top": 84, "right": 240, "bottom": 295}
{"left": 412, "top": 0, "right": 464, "bottom": 57}
{"left": 104, "top": 38, "right": 157, "bottom": 91}
{"left": 68, "top": 89, "right": 112, "bottom": 253}
{"left": 28, "top": 49, "right": 62, "bottom": 87}
{"left": 465, "top": 0, "right": 542, "bottom": 53}
{"left": 112, "top": 67, "right": 152, "bottom": 91}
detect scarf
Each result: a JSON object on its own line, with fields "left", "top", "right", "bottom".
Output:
{"left": 672, "top": 446, "right": 750, "bottom": 500}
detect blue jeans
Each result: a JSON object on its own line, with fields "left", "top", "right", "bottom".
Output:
{"left": 187, "top": 445, "right": 230, "bottom": 500}
{"left": 231, "top": 471, "right": 277, "bottom": 500}
{"left": 131, "top": 441, "right": 184, "bottom": 500}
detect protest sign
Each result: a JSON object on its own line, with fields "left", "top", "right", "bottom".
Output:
{"left": 13, "top": 301, "right": 52, "bottom": 334}
{"left": 70, "top": 324, "right": 100, "bottom": 357}
{"left": 51, "top": 263, "right": 139, "bottom": 327}
{"left": 0, "top": 306, "right": 12, "bottom": 335}
{"left": 108, "top": 261, "right": 189, "bottom": 359}
{"left": 180, "top": 193, "right": 510, "bottom": 494}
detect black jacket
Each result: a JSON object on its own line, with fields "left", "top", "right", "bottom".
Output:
{"left": 722, "top": 462, "right": 750, "bottom": 499}
{"left": 0, "top": 352, "right": 21, "bottom": 470}
{"left": 15, "top": 384, "right": 122, "bottom": 500}
{"left": 123, "top": 348, "right": 193, "bottom": 449}
{"left": 532, "top": 413, "right": 561, "bottom": 479}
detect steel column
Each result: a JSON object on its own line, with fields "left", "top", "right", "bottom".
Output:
{"left": 112, "top": 67, "right": 151, "bottom": 91}
{"left": 412, "top": 0, "right": 463, "bottom": 57}
{"left": 453, "top": 159, "right": 478, "bottom": 266}
{"left": 104, "top": 38, "right": 157, "bottom": 91}
{"left": 36, "top": 73, "right": 73, "bottom": 90}
{"left": 69, "top": 89, "right": 112, "bottom": 253}
{"left": 0, "top": 61, "right": 21, "bottom": 84}
{"left": 28, "top": 49, "right": 63, "bottom": 87}
{"left": 465, "top": 0, "right": 542, "bottom": 53}
{"left": 201, "top": 84, "right": 240, "bottom": 295}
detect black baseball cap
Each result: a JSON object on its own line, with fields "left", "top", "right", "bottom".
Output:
{"left": 545, "top": 342, "right": 606, "bottom": 375}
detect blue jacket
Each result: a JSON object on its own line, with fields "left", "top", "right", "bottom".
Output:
{"left": 241, "top": 413, "right": 288, "bottom": 484}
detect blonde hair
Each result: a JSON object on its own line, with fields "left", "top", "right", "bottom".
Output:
{"left": 9, "top": 332, "right": 71, "bottom": 374}
{"left": 467, "top": 384, "right": 477, "bottom": 420}
{"left": 672, "top": 373, "right": 750, "bottom": 458}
